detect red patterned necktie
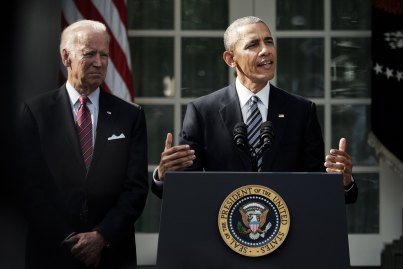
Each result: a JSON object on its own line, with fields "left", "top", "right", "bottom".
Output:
{"left": 76, "top": 96, "right": 93, "bottom": 169}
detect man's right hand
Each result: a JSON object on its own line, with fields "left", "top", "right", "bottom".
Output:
{"left": 157, "top": 133, "right": 195, "bottom": 181}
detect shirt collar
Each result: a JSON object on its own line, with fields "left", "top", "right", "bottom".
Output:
{"left": 66, "top": 81, "right": 100, "bottom": 109}
{"left": 235, "top": 77, "right": 270, "bottom": 109}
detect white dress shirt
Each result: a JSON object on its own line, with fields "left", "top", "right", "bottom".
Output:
{"left": 235, "top": 77, "right": 270, "bottom": 123}
{"left": 65, "top": 81, "right": 99, "bottom": 144}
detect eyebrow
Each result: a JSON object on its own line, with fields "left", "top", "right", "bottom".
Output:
{"left": 243, "top": 36, "right": 273, "bottom": 48}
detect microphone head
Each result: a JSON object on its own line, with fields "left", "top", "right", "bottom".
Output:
{"left": 260, "top": 121, "right": 274, "bottom": 149}
{"left": 233, "top": 122, "right": 248, "bottom": 148}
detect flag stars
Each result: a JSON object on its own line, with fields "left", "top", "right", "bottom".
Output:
{"left": 385, "top": 68, "right": 394, "bottom": 79}
{"left": 373, "top": 62, "right": 402, "bottom": 83}
{"left": 373, "top": 63, "right": 383, "bottom": 74}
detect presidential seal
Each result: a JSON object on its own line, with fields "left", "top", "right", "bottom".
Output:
{"left": 218, "top": 185, "right": 290, "bottom": 257}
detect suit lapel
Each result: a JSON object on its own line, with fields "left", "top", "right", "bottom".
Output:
{"left": 91, "top": 91, "right": 115, "bottom": 170}
{"left": 219, "top": 84, "right": 252, "bottom": 170}
{"left": 261, "top": 85, "right": 288, "bottom": 170}
{"left": 52, "top": 86, "right": 87, "bottom": 172}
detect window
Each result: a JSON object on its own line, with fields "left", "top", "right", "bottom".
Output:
{"left": 128, "top": 0, "right": 376, "bottom": 236}
{"left": 128, "top": 0, "right": 229, "bottom": 233}
{"left": 276, "top": 0, "right": 376, "bottom": 234}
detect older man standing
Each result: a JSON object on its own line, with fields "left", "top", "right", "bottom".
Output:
{"left": 18, "top": 20, "right": 148, "bottom": 268}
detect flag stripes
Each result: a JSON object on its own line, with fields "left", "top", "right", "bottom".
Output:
{"left": 61, "top": 0, "right": 134, "bottom": 102}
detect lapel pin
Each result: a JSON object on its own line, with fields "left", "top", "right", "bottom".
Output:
{"left": 278, "top": 114, "right": 285, "bottom": 118}
{"left": 107, "top": 111, "right": 112, "bottom": 115}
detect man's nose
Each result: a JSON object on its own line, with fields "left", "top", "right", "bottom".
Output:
{"left": 259, "top": 44, "right": 270, "bottom": 56}
{"left": 93, "top": 53, "right": 103, "bottom": 66}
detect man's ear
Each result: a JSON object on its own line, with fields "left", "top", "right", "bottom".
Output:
{"left": 223, "top": 51, "right": 236, "bottom": 68}
{"left": 61, "top": 49, "right": 71, "bottom": 67}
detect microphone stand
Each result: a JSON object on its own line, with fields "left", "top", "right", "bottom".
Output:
{"left": 233, "top": 122, "right": 273, "bottom": 172}
{"left": 248, "top": 146, "right": 258, "bottom": 172}
{"left": 250, "top": 141, "right": 271, "bottom": 172}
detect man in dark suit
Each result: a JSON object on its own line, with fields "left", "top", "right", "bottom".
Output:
{"left": 152, "top": 16, "right": 357, "bottom": 204}
{"left": 18, "top": 20, "right": 148, "bottom": 268}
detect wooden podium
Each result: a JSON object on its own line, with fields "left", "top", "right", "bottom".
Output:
{"left": 156, "top": 172, "right": 350, "bottom": 269}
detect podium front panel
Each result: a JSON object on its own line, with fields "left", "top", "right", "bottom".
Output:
{"left": 156, "top": 172, "right": 350, "bottom": 269}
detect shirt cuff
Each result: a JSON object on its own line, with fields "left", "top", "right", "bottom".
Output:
{"left": 153, "top": 167, "right": 164, "bottom": 186}
{"left": 344, "top": 176, "right": 355, "bottom": 192}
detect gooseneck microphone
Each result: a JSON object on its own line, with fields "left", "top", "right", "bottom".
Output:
{"left": 233, "top": 121, "right": 275, "bottom": 172}
{"left": 233, "top": 123, "right": 248, "bottom": 151}
{"left": 259, "top": 121, "right": 274, "bottom": 153}
{"left": 233, "top": 122, "right": 257, "bottom": 170}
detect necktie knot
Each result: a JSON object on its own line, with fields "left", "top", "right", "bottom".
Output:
{"left": 79, "top": 96, "right": 88, "bottom": 106}
{"left": 250, "top": 95, "right": 259, "bottom": 104}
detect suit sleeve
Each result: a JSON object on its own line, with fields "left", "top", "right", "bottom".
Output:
{"left": 179, "top": 102, "right": 205, "bottom": 171}
{"left": 151, "top": 101, "right": 204, "bottom": 199}
{"left": 94, "top": 107, "right": 149, "bottom": 245}
{"left": 302, "top": 102, "right": 326, "bottom": 172}
{"left": 18, "top": 103, "right": 75, "bottom": 244}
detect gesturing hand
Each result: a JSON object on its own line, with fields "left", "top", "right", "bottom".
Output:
{"left": 324, "top": 138, "right": 353, "bottom": 186}
{"left": 157, "top": 133, "right": 196, "bottom": 181}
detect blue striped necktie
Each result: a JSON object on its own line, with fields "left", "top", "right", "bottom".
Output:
{"left": 246, "top": 95, "right": 263, "bottom": 171}
{"left": 76, "top": 96, "right": 93, "bottom": 169}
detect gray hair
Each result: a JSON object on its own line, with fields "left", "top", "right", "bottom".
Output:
{"left": 60, "top": 20, "right": 110, "bottom": 56}
{"left": 223, "top": 16, "right": 267, "bottom": 51}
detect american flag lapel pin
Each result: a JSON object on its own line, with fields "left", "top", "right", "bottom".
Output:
{"left": 278, "top": 114, "right": 285, "bottom": 118}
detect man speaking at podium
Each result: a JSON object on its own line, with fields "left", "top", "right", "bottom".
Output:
{"left": 152, "top": 16, "right": 357, "bottom": 204}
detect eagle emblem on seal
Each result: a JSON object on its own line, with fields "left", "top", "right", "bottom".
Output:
{"left": 238, "top": 202, "right": 272, "bottom": 240}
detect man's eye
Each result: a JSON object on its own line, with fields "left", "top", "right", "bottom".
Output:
{"left": 246, "top": 43, "right": 256, "bottom": 49}
{"left": 84, "top": 52, "right": 96, "bottom": 57}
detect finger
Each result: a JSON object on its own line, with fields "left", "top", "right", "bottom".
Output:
{"left": 326, "top": 154, "right": 346, "bottom": 163}
{"left": 162, "top": 149, "right": 194, "bottom": 162}
{"left": 64, "top": 235, "right": 79, "bottom": 246}
{"left": 169, "top": 161, "right": 194, "bottom": 171}
{"left": 325, "top": 167, "right": 341, "bottom": 173}
{"left": 162, "top": 145, "right": 190, "bottom": 156}
{"left": 339, "top": 137, "right": 346, "bottom": 152}
{"left": 70, "top": 243, "right": 83, "bottom": 257}
{"left": 325, "top": 162, "right": 344, "bottom": 171}
{"left": 164, "top": 133, "right": 173, "bottom": 150}
{"left": 168, "top": 155, "right": 195, "bottom": 167}
{"left": 162, "top": 154, "right": 195, "bottom": 170}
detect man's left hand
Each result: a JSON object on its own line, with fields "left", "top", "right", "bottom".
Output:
{"left": 67, "top": 231, "right": 107, "bottom": 267}
{"left": 324, "top": 138, "right": 353, "bottom": 186}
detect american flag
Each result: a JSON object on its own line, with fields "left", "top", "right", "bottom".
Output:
{"left": 61, "top": 0, "right": 134, "bottom": 102}
{"left": 369, "top": 0, "right": 403, "bottom": 176}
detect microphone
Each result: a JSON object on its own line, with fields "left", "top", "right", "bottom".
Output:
{"left": 233, "top": 122, "right": 258, "bottom": 171}
{"left": 260, "top": 121, "right": 274, "bottom": 153}
{"left": 233, "top": 123, "right": 248, "bottom": 150}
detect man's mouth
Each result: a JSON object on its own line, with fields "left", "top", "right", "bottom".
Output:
{"left": 257, "top": 59, "right": 273, "bottom": 67}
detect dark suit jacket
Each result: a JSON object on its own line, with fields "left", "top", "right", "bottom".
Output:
{"left": 152, "top": 83, "right": 357, "bottom": 203}
{"left": 18, "top": 85, "right": 149, "bottom": 269}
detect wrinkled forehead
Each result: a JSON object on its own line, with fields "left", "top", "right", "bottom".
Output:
{"left": 73, "top": 30, "right": 110, "bottom": 50}
{"left": 235, "top": 22, "right": 272, "bottom": 44}
{"left": 74, "top": 30, "right": 107, "bottom": 43}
